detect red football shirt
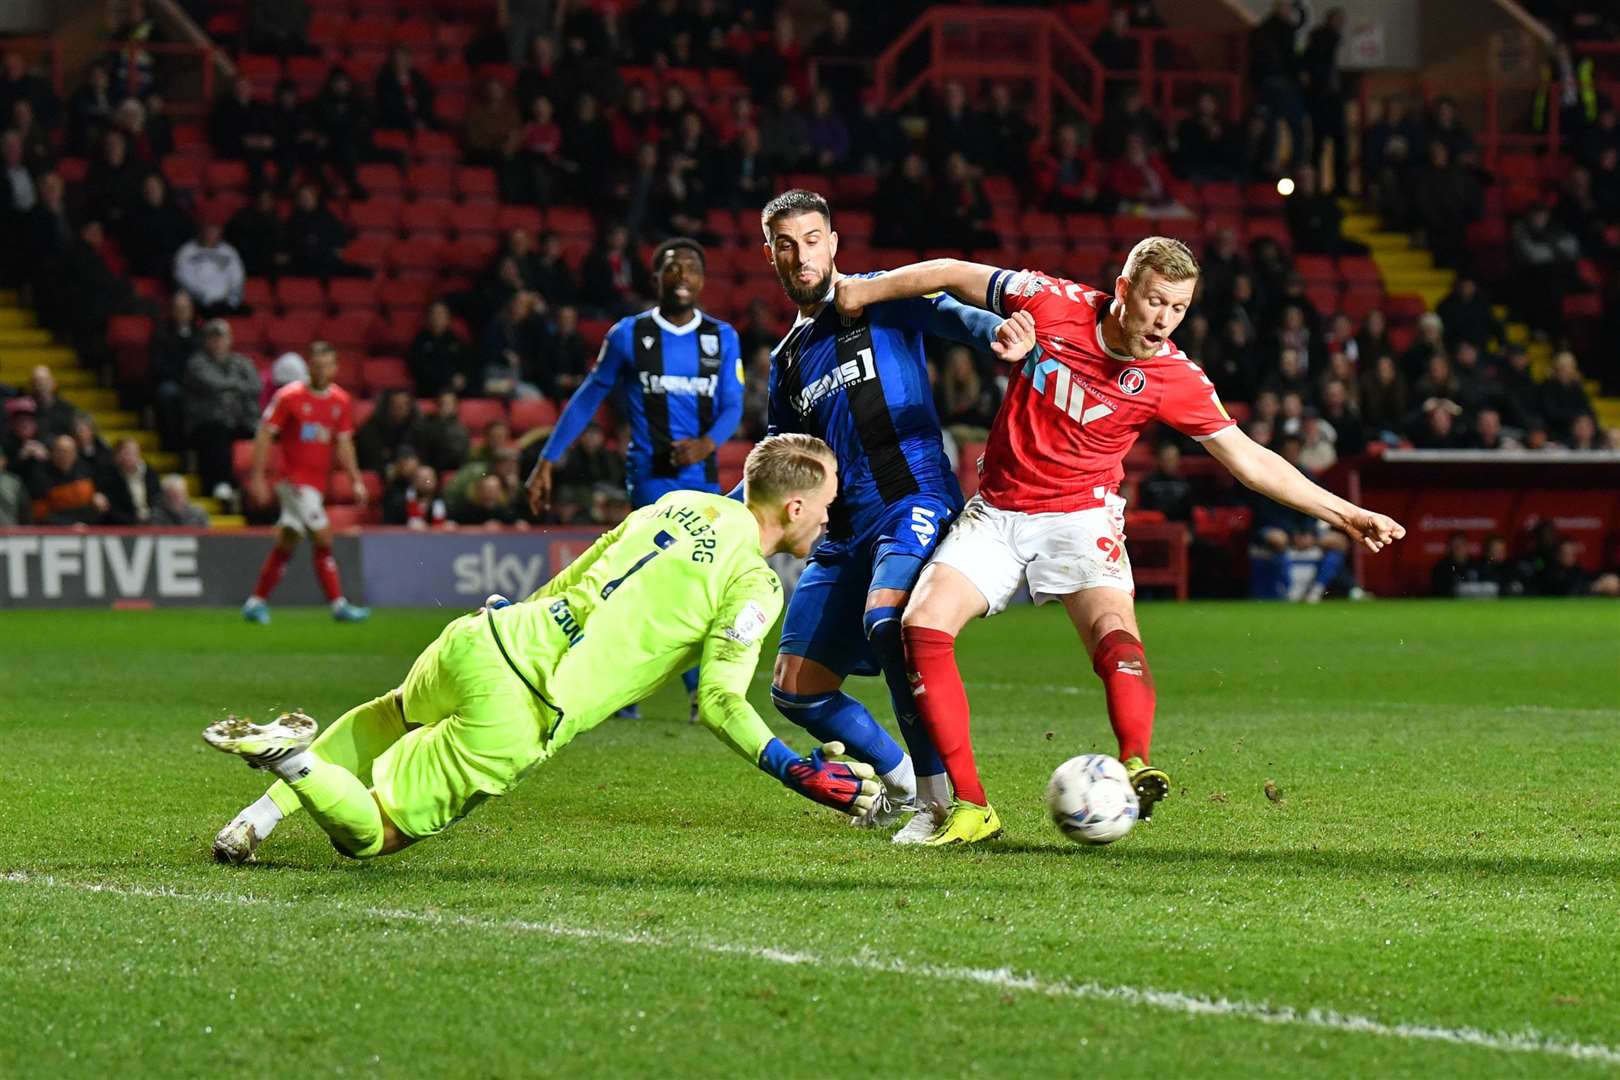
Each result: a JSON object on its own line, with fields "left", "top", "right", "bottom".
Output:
{"left": 261, "top": 381, "right": 355, "bottom": 490}
{"left": 978, "top": 268, "right": 1235, "bottom": 514}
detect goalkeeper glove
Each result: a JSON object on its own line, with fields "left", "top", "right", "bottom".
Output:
{"left": 759, "top": 738, "right": 879, "bottom": 815}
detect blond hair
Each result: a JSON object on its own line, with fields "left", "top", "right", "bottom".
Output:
{"left": 1122, "top": 236, "right": 1200, "bottom": 285}
{"left": 744, "top": 434, "right": 836, "bottom": 504}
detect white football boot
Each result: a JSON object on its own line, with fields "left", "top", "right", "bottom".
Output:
{"left": 202, "top": 711, "right": 318, "bottom": 769}
{"left": 891, "top": 802, "right": 951, "bottom": 845}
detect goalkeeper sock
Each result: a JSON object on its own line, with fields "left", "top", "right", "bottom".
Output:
{"left": 239, "top": 793, "right": 285, "bottom": 838}
{"left": 1092, "top": 630, "right": 1155, "bottom": 763}
{"left": 902, "top": 625, "right": 987, "bottom": 806}
{"left": 263, "top": 692, "right": 407, "bottom": 819}
{"left": 271, "top": 753, "right": 384, "bottom": 858}
{"left": 769, "top": 688, "right": 905, "bottom": 776}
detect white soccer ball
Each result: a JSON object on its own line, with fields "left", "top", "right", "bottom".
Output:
{"left": 1046, "top": 754, "right": 1139, "bottom": 845}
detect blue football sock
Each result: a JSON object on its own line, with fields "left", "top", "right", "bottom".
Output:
{"left": 863, "top": 605, "right": 945, "bottom": 776}
{"left": 1315, "top": 547, "right": 1346, "bottom": 589}
{"left": 681, "top": 666, "right": 700, "bottom": 696}
{"left": 770, "top": 687, "right": 905, "bottom": 775}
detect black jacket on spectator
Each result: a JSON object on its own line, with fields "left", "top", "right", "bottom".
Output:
{"left": 375, "top": 66, "right": 437, "bottom": 132}
{"left": 1137, "top": 468, "right": 1194, "bottom": 523}
{"left": 98, "top": 465, "right": 162, "bottom": 525}
{"left": 283, "top": 204, "right": 352, "bottom": 276}
{"left": 226, "top": 201, "right": 282, "bottom": 277}
{"left": 1537, "top": 380, "right": 1594, "bottom": 441}
{"left": 122, "top": 196, "right": 194, "bottom": 279}
{"left": 408, "top": 329, "right": 476, "bottom": 398}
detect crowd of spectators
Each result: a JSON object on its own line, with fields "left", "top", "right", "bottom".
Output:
{"left": 1, "top": 1, "right": 1618, "bottom": 557}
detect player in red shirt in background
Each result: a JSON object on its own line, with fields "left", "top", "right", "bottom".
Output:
{"left": 242, "top": 341, "right": 371, "bottom": 624}
{"left": 834, "top": 238, "right": 1406, "bottom": 845}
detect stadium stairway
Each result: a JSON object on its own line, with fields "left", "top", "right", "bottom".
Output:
{"left": 0, "top": 291, "right": 246, "bottom": 527}
{"left": 1338, "top": 202, "right": 1620, "bottom": 429}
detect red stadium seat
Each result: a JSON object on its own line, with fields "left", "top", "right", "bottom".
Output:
{"left": 413, "top": 130, "right": 460, "bottom": 162}
{"left": 357, "top": 163, "right": 406, "bottom": 197}
{"left": 393, "top": 17, "right": 436, "bottom": 48}
{"left": 162, "top": 156, "right": 204, "bottom": 191}
{"left": 322, "top": 311, "right": 376, "bottom": 350}
{"left": 1295, "top": 254, "right": 1337, "bottom": 283}
{"left": 265, "top": 312, "right": 323, "bottom": 351}
{"left": 328, "top": 277, "right": 381, "bottom": 308}
{"left": 545, "top": 205, "right": 595, "bottom": 237}
{"left": 496, "top": 205, "right": 544, "bottom": 233}
{"left": 361, "top": 357, "right": 413, "bottom": 392}
{"left": 456, "top": 166, "right": 499, "bottom": 203}
{"left": 351, "top": 397, "right": 376, "bottom": 429}
{"left": 372, "top": 311, "right": 423, "bottom": 352}
{"left": 403, "top": 197, "right": 454, "bottom": 233}
{"left": 203, "top": 159, "right": 249, "bottom": 193}
{"left": 510, "top": 398, "right": 560, "bottom": 433}
{"left": 444, "top": 235, "right": 499, "bottom": 273}
{"left": 407, "top": 163, "right": 456, "bottom": 198}
{"left": 1201, "top": 182, "right": 1242, "bottom": 212}
{"left": 458, "top": 398, "right": 508, "bottom": 431}
{"left": 1384, "top": 294, "right": 1428, "bottom": 323}
{"left": 242, "top": 278, "right": 275, "bottom": 309}
{"left": 343, "top": 233, "right": 396, "bottom": 270}
{"left": 1019, "top": 210, "right": 1062, "bottom": 245}
{"left": 390, "top": 236, "right": 448, "bottom": 273}
{"left": 342, "top": 15, "right": 393, "bottom": 48}
{"left": 348, "top": 200, "right": 401, "bottom": 232}
{"left": 1337, "top": 255, "right": 1381, "bottom": 285}
{"left": 275, "top": 277, "right": 327, "bottom": 310}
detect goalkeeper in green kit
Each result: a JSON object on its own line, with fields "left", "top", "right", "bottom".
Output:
{"left": 204, "top": 433, "right": 880, "bottom": 864}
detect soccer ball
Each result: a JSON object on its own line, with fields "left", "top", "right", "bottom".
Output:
{"left": 1045, "top": 754, "right": 1139, "bottom": 845}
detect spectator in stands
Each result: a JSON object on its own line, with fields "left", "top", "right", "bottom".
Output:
{"left": 1537, "top": 538, "right": 1619, "bottom": 597}
{"left": 542, "top": 304, "right": 591, "bottom": 400}
{"left": 245, "top": 0, "right": 312, "bottom": 57}
{"left": 1485, "top": 344, "right": 1540, "bottom": 433}
{"left": 1136, "top": 441, "right": 1193, "bottom": 524}
{"left": 0, "top": 51, "right": 55, "bottom": 132}
{"left": 22, "top": 171, "right": 71, "bottom": 284}
{"left": 936, "top": 345, "right": 1000, "bottom": 441}
{"left": 874, "top": 151, "right": 934, "bottom": 246}
{"left": 184, "top": 319, "right": 261, "bottom": 499}
{"left": 1284, "top": 164, "right": 1345, "bottom": 254}
{"left": 1097, "top": 87, "right": 1165, "bottom": 160}
{"left": 848, "top": 87, "right": 906, "bottom": 175}
{"left": 151, "top": 471, "right": 209, "bottom": 527}
{"left": 1, "top": 131, "right": 35, "bottom": 232}
{"left": 262, "top": 351, "right": 307, "bottom": 412}
{"left": 84, "top": 133, "right": 138, "bottom": 215}
{"left": 481, "top": 289, "right": 549, "bottom": 399}
{"left": 1248, "top": 432, "right": 1354, "bottom": 601}
{"left": 173, "top": 221, "right": 246, "bottom": 316}
{"left": 1206, "top": 314, "right": 1260, "bottom": 403}
{"left": 1412, "top": 140, "right": 1480, "bottom": 270}
{"left": 806, "top": 87, "right": 851, "bottom": 171}
{"left": 27, "top": 365, "right": 80, "bottom": 441}
{"left": 147, "top": 291, "right": 195, "bottom": 445}
{"left": 580, "top": 223, "right": 649, "bottom": 318}
{"left": 1173, "top": 90, "right": 1238, "bottom": 182}
{"left": 416, "top": 389, "right": 471, "bottom": 470}
{"left": 1105, "top": 133, "right": 1179, "bottom": 215}
{"left": 720, "top": 124, "right": 772, "bottom": 211}
{"left": 515, "top": 34, "right": 561, "bottom": 111}
{"left": 1401, "top": 311, "right": 1446, "bottom": 382}
{"left": 1318, "top": 378, "right": 1365, "bottom": 456}
{"left": 519, "top": 94, "right": 566, "bottom": 206}
{"left": 1510, "top": 203, "right": 1580, "bottom": 336}
{"left": 1538, "top": 351, "right": 1595, "bottom": 442}
{"left": 1412, "top": 351, "right": 1469, "bottom": 420}
{"left": 122, "top": 173, "right": 194, "bottom": 279}
{"left": 283, "top": 183, "right": 359, "bottom": 277}
{"left": 455, "top": 470, "right": 524, "bottom": 528}
{"left": 932, "top": 151, "right": 998, "bottom": 250}
{"left": 72, "top": 413, "right": 111, "bottom": 480}
{"left": 529, "top": 231, "right": 579, "bottom": 307}
{"left": 1301, "top": 6, "right": 1347, "bottom": 191}
{"left": 463, "top": 77, "right": 522, "bottom": 197}
{"left": 0, "top": 441, "right": 31, "bottom": 524}
{"left": 210, "top": 77, "right": 276, "bottom": 193}
{"left": 1354, "top": 308, "right": 1390, "bottom": 363}
{"left": 1435, "top": 275, "right": 1499, "bottom": 352}
{"left": 375, "top": 46, "right": 438, "bottom": 133}
{"left": 1427, "top": 97, "right": 1477, "bottom": 161}
{"left": 563, "top": 93, "right": 614, "bottom": 207}
{"left": 1411, "top": 398, "right": 1466, "bottom": 449}
{"left": 1091, "top": 5, "right": 1141, "bottom": 72}
{"left": 926, "top": 80, "right": 988, "bottom": 168}
{"left": 552, "top": 422, "right": 625, "bottom": 509}
{"left": 1470, "top": 534, "right": 1523, "bottom": 595}
{"left": 25, "top": 433, "right": 107, "bottom": 525}
{"left": 383, "top": 461, "right": 449, "bottom": 529}
{"left": 312, "top": 69, "right": 383, "bottom": 198}
{"left": 68, "top": 61, "right": 115, "bottom": 155}
{"left": 268, "top": 78, "right": 318, "bottom": 194}
{"left": 1248, "top": 0, "right": 1308, "bottom": 172}
{"left": 225, "top": 188, "right": 282, "bottom": 277}
{"left": 354, "top": 388, "right": 423, "bottom": 474}
{"left": 760, "top": 83, "right": 811, "bottom": 173}
{"left": 408, "top": 302, "right": 476, "bottom": 397}
{"left": 98, "top": 436, "right": 161, "bottom": 525}
{"left": 1359, "top": 353, "right": 1408, "bottom": 443}
{"left": 9, "top": 100, "right": 53, "bottom": 174}
{"left": 1564, "top": 413, "right": 1613, "bottom": 451}
{"left": 112, "top": 96, "right": 168, "bottom": 162}
{"left": 1263, "top": 346, "right": 1312, "bottom": 401}
{"left": 1467, "top": 407, "right": 1521, "bottom": 451}
{"left": 982, "top": 83, "right": 1035, "bottom": 184}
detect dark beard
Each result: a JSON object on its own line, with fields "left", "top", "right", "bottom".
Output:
{"left": 776, "top": 264, "right": 830, "bottom": 307}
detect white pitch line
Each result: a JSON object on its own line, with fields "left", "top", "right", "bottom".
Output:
{"left": 4, "top": 869, "right": 1617, "bottom": 1067}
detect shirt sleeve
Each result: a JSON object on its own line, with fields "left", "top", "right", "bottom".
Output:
{"left": 695, "top": 564, "right": 785, "bottom": 766}
{"left": 541, "top": 321, "right": 627, "bottom": 463}
{"left": 521, "top": 506, "right": 648, "bottom": 603}
{"left": 703, "top": 324, "right": 746, "bottom": 445}
{"left": 898, "top": 291, "right": 1004, "bottom": 351}
{"left": 1158, "top": 358, "right": 1238, "bottom": 441}
{"left": 261, "top": 385, "right": 289, "bottom": 430}
{"left": 984, "top": 267, "right": 1071, "bottom": 323}
{"left": 764, "top": 352, "right": 794, "bottom": 436}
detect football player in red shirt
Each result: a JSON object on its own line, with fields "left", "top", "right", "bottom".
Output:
{"left": 242, "top": 341, "right": 370, "bottom": 624}
{"left": 834, "top": 238, "right": 1405, "bottom": 845}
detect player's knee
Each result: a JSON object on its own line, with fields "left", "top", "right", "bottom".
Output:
{"left": 862, "top": 605, "right": 903, "bottom": 654}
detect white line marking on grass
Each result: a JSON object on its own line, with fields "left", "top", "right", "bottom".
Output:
{"left": 5, "top": 869, "right": 1618, "bottom": 1067}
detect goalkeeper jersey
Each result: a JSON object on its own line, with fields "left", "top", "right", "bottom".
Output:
{"left": 491, "top": 490, "right": 783, "bottom": 761}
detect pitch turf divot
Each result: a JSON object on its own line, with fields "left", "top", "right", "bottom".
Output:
{"left": 4, "top": 869, "right": 1619, "bottom": 1067}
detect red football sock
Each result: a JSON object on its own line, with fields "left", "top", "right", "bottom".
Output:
{"left": 251, "top": 545, "right": 292, "bottom": 601}
{"left": 313, "top": 545, "right": 343, "bottom": 603}
{"left": 902, "top": 626, "right": 987, "bottom": 806}
{"left": 1092, "top": 630, "right": 1156, "bottom": 762}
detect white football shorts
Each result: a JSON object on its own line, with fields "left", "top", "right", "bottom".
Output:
{"left": 275, "top": 482, "right": 330, "bottom": 535}
{"left": 929, "top": 493, "right": 1133, "bottom": 615}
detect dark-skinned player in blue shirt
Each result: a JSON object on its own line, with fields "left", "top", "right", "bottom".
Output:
{"left": 753, "top": 189, "right": 1037, "bottom": 843}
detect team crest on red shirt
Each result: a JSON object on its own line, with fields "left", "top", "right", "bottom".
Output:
{"left": 1117, "top": 367, "right": 1147, "bottom": 396}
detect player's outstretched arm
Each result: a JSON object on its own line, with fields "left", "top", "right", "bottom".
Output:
{"left": 697, "top": 568, "right": 879, "bottom": 815}
{"left": 1203, "top": 427, "right": 1406, "bottom": 553}
{"left": 527, "top": 327, "right": 628, "bottom": 515}
{"left": 835, "top": 259, "right": 1000, "bottom": 317}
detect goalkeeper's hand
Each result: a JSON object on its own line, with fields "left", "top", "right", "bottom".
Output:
{"left": 760, "top": 738, "right": 880, "bottom": 815}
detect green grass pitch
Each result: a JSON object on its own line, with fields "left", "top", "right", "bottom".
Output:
{"left": 1, "top": 600, "right": 1617, "bottom": 1077}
